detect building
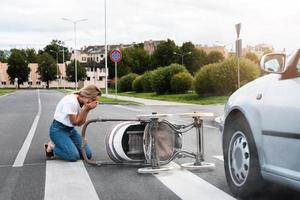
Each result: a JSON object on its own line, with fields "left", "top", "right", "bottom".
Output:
{"left": 195, "top": 44, "right": 229, "bottom": 58}
{"left": 76, "top": 40, "right": 163, "bottom": 63}
{"left": 74, "top": 43, "right": 134, "bottom": 64}
{"left": 0, "top": 62, "right": 106, "bottom": 88}
{"left": 243, "top": 43, "right": 275, "bottom": 58}
{"left": 0, "top": 39, "right": 163, "bottom": 89}
{"left": 144, "top": 40, "right": 163, "bottom": 54}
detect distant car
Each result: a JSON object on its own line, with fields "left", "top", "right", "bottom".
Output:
{"left": 222, "top": 49, "right": 300, "bottom": 198}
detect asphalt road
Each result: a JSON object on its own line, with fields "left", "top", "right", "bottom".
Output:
{"left": 0, "top": 90, "right": 299, "bottom": 200}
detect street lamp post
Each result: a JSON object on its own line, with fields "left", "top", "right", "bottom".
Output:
{"left": 61, "top": 18, "right": 87, "bottom": 90}
{"left": 173, "top": 51, "right": 192, "bottom": 65}
{"left": 104, "top": 0, "right": 108, "bottom": 95}
{"left": 50, "top": 50, "right": 59, "bottom": 79}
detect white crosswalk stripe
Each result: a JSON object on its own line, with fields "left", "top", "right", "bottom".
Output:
{"left": 154, "top": 162, "right": 235, "bottom": 200}
{"left": 44, "top": 160, "right": 100, "bottom": 200}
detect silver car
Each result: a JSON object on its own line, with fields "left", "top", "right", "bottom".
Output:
{"left": 222, "top": 49, "right": 300, "bottom": 198}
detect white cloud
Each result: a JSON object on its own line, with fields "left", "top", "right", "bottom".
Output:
{"left": 0, "top": 0, "right": 299, "bottom": 52}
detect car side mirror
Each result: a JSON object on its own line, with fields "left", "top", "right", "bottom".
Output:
{"left": 260, "top": 53, "right": 286, "bottom": 73}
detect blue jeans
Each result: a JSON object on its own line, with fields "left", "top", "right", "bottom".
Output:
{"left": 49, "top": 120, "right": 92, "bottom": 162}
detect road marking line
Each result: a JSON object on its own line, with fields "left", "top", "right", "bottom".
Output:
{"left": 44, "top": 160, "right": 100, "bottom": 200}
{"left": 113, "top": 105, "right": 144, "bottom": 112}
{"left": 154, "top": 162, "right": 235, "bottom": 200}
{"left": 213, "top": 155, "right": 224, "bottom": 161}
{"left": 13, "top": 90, "right": 41, "bottom": 167}
{"left": 204, "top": 124, "right": 218, "bottom": 129}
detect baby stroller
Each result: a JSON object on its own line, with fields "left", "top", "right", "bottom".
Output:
{"left": 81, "top": 112, "right": 215, "bottom": 173}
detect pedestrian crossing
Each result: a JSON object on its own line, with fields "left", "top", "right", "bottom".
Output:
{"left": 42, "top": 158, "right": 233, "bottom": 200}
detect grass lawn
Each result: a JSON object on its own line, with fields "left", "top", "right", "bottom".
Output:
{"left": 0, "top": 89, "right": 16, "bottom": 96}
{"left": 115, "top": 91, "right": 228, "bottom": 105}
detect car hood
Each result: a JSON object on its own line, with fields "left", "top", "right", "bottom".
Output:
{"left": 224, "top": 74, "right": 281, "bottom": 117}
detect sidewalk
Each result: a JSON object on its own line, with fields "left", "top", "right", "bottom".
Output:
{"left": 103, "top": 94, "right": 195, "bottom": 106}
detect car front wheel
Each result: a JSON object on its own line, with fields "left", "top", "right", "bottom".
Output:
{"left": 223, "top": 114, "right": 264, "bottom": 198}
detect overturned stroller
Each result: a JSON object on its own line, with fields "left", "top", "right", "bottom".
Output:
{"left": 81, "top": 112, "right": 215, "bottom": 173}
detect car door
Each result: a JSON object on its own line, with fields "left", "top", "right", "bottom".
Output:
{"left": 261, "top": 51, "right": 300, "bottom": 180}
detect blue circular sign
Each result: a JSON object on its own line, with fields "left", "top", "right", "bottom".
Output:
{"left": 109, "top": 49, "right": 122, "bottom": 63}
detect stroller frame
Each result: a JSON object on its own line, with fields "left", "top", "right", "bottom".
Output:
{"left": 81, "top": 113, "right": 215, "bottom": 173}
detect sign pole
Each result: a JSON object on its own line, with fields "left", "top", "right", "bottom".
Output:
{"left": 115, "top": 62, "right": 117, "bottom": 97}
{"left": 109, "top": 49, "right": 122, "bottom": 98}
{"left": 235, "top": 23, "right": 242, "bottom": 89}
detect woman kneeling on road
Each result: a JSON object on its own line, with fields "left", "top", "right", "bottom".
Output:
{"left": 45, "top": 85, "right": 101, "bottom": 161}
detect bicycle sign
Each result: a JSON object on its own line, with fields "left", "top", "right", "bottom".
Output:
{"left": 109, "top": 49, "right": 122, "bottom": 63}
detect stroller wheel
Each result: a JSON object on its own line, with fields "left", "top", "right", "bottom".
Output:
{"left": 137, "top": 165, "right": 174, "bottom": 174}
{"left": 181, "top": 162, "right": 215, "bottom": 172}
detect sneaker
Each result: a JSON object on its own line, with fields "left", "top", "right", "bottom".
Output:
{"left": 44, "top": 144, "right": 54, "bottom": 158}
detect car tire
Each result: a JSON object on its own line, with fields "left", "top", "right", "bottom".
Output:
{"left": 223, "top": 113, "right": 264, "bottom": 198}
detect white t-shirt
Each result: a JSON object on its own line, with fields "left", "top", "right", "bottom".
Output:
{"left": 54, "top": 94, "right": 81, "bottom": 127}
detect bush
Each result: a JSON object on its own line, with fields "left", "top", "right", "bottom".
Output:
{"left": 194, "top": 63, "right": 216, "bottom": 96}
{"left": 141, "top": 71, "right": 153, "bottom": 92}
{"left": 151, "top": 63, "right": 187, "bottom": 94}
{"left": 118, "top": 73, "right": 138, "bottom": 92}
{"left": 150, "top": 67, "right": 166, "bottom": 94}
{"left": 194, "top": 57, "right": 260, "bottom": 96}
{"left": 170, "top": 72, "right": 193, "bottom": 93}
{"left": 132, "top": 76, "right": 143, "bottom": 93}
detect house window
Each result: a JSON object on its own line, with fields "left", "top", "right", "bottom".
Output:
{"left": 28, "top": 81, "right": 32, "bottom": 85}
{"left": 96, "top": 57, "right": 99, "bottom": 61}
{"left": 99, "top": 77, "right": 103, "bottom": 81}
{"left": 1, "top": 81, "right": 6, "bottom": 85}
{"left": 87, "top": 77, "right": 90, "bottom": 81}
{"left": 36, "top": 81, "right": 41, "bottom": 85}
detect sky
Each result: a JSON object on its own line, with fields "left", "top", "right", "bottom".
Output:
{"left": 0, "top": 0, "right": 299, "bottom": 53}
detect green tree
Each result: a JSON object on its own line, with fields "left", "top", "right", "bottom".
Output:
{"left": 244, "top": 52, "right": 259, "bottom": 64}
{"left": 7, "top": 49, "right": 30, "bottom": 88}
{"left": 151, "top": 39, "right": 179, "bottom": 69}
{"left": 40, "top": 40, "right": 70, "bottom": 63}
{"left": 37, "top": 52, "right": 57, "bottom": 88}
{"left": 0, "top": 50, "right": 10, "bottom": 62}
{"left": 120, "top": 47, "right": 151, "bottom": 75}
{"left": 178, "top": 42, "right": 208, "bottom": 75}
{"left": 22, "top": 48, "right": 38, "bottom": 63}
{"left": 66, "top": 60, "right": 87, "bottom": 82}
{"left": 206, "top": 51, "right": 224, "bottom": 64}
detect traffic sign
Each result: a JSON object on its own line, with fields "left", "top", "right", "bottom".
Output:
{"left": 109, "top": 49, "right": 122, "bottom": 63}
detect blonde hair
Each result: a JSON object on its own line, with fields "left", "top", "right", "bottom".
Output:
{"left": 75, "top": 85, "right": 102, "bottom": 99}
